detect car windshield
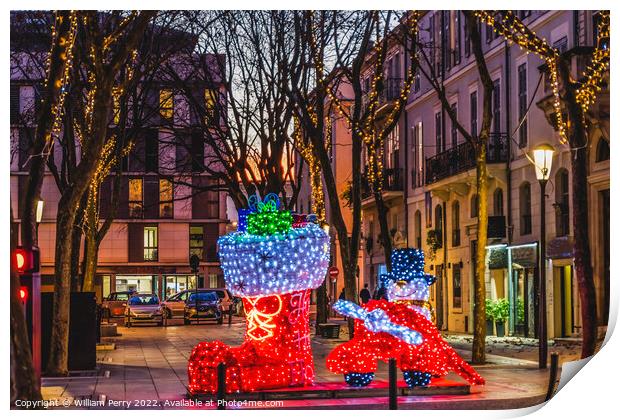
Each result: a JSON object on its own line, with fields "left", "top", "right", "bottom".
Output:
{"left": 111, "top": 294, "right": 129, "bottom": 301}
{"left": 129, "top": 295, "right": 159, "bottom": 305}
{"left": 188, "top": 292, "right": 218, "bottom": 303}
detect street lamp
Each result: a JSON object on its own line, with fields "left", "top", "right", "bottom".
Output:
{"left": 532, "top": 143, "right": 554, "bottom": 369}
{"left": 36, "top": 199, "right": 44, "bottom": 224}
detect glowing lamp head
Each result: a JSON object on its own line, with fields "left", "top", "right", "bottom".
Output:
{"left": 532, "top": 143, "right": 555, "bottom": 181}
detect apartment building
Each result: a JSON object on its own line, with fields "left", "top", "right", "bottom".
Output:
{"left": 301, "top": 10, "right": 609, "bottom": 338}
{"left": 10, "top": 14, "right": 229, "bottom": 302}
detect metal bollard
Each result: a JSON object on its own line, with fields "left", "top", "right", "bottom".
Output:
{"left": 389, "top": 358, "right": 398, "bottom": 410}
{"left": 545, "top": 352, "right": 560, "bottom": 401}
{"left": 217, "top": 362, "right": 226, "bottom": 409}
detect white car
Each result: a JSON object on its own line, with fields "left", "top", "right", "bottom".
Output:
{"left": 160, "top": 288, "right": 233, "bottom": 319}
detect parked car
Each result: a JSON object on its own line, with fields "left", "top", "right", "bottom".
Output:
{"left": 124, "top": 294, "right": 163, "bottom": 327}
{"left": 161, "top": 288, "right": 233, "bottom": 319}
{"left": 101, "top": 291, "right": 137, "bottom": 319}
{"left": 184, "top": 291, "right": 223, "bottom": 325}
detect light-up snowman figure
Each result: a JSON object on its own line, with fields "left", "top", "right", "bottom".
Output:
{"left": 187, "top": 194, "right": 330, "bottom": 394}
{"left": 383, "top": 248, "right": 435, "bottom": 321}
{"left": 326, "top": 248, "right": 484, "bottom": 388}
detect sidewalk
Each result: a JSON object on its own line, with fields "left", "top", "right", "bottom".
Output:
{"left": 40, "top": 320, "right": 558, "bottom": 410}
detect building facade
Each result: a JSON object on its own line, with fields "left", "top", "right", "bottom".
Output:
{"left": 10, "top": 15, "right": 229, "bottom": 302}
{"left": 300, "top": 10, "right": 610, "bottom": 338}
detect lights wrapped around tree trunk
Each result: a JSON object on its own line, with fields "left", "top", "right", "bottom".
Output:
{"left": 188, "top": 194, "right": 330, "bottom": 394}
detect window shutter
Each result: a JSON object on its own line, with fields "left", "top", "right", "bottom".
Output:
{"left": 143, "top": 176, "right": 159, "bottom": 219}
{"left": 128, "top": 223, "right": 144, "bottom": 262}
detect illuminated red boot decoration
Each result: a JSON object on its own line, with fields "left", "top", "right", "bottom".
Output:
{"left": 188, "top": 194, "right": 330, "bottom": 394}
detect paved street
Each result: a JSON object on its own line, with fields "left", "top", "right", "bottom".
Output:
{"left": 38, "top": 316, "right": 567, "bottom": 409}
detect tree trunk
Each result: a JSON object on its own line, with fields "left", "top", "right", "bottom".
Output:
{"left": 473, "top": 144, "right": 489, "bottom": 363}
{"left": 10, "top": 207, "right": 42, "bottom": 405}
{"left": 46, "top": 196, "right": 77, "bottom": 376}
{"left": 557, "top": 60, "right": 597, "bottom": 357}
{"left": 82, "top": 231, "right": 99, "bottom": 293}
{"left": 374, "top": 189, "right": 392, "bottom": 271}
{"left": 70, "top": 212, "right": 83, "bottom": 292}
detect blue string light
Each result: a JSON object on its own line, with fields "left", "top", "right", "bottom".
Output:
{"left": 344, "top": 372, "right": 375, "bottom": 387}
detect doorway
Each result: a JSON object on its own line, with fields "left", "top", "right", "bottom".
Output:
{"left": 512, "top": 267, "right": 537, "bottom": 337}
{"left": 553, "top": 265, "right": 574, "bottom": 337}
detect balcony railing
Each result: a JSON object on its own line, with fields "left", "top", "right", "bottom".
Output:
{"left": 425, "top": 133, "right": 508, "bottom": 185}
{"left": 361, "top": 78, "right": 404, "bottom": 110}
{"left": 361, "top": 167, "right": 404, "bottom": 200}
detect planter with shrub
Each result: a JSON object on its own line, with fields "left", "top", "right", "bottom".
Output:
{"left": 493, "top": 298, "right": 510, "bottom": 337}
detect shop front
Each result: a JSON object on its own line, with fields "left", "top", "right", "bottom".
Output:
{"left": 486, "top": 243, "right": 538, "bottom": 337}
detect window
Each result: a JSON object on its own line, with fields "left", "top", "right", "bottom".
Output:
{"left": 205, "top": 89, "right": 218, "bottom": 125}
{"left": 159, "top": 178, "right": 173, "bottom": 218}
{"left": 435, "top": 204, "right": 443, "bottom": 248}
{"left": 412, "top": 122, "right": 424, "bottom": 187}
{"left": 454, "top": 12, "right": 462, "bottom": 65}
{"left": 129, "top": 178, "right": 143, "bottom": 218}
{"left": 486, "top": 20, "right": 494, "bottom": 43}
{"left": 435, "top": 111, "right": 443, "bottom": 153}
{"left": 452, "top": 264, "right": 462, "bottom": 309}
{"left": 189, "top": 225, "right": 204, "bottom": 260}
{"left": 429, "top": 14, "right": 436, "bottom": 74}
{"left": 387, "top": 125, "right": 399, "bottom": 169}
{"left": 450, "top": 103, "right": 458, "bottom": 148}
{"left": 425, "top": 191, "right": 433, "bottom": 227}
{"left": 552, "top": 36, "right": 568, "bottom": 54}
{"left": 555, "top": 169, "right": 570, "bottom": 236}
{"left": 470, "top": 194, "right": 478, "bottom": 218}
{"left": 518, "top": 63, "right": 528, "bottom": 147}
{"left": 470, "top": 91, "right": 478, "bottom": 136}
{"left": 159, "top": 89, "right": 174, "bottom": 121}
{"left": 208, "top": 274, "right": 219, "bottom": 288}
{"left": 492, "top": 79, "right": 501, "bottom": 133}
{"left": 414, "top": 210, "right": 422, "bottom": 249}
{"left": 464, "top": 19, "right": 471, "bottom": 57}
{"left": 442, "top": 10, "right": 451, "bottom": 71}
{"left": 413, "top": 69, "right": 420, "bottom": 93}
{"left": 493, "top": 188, "right": 504, "bottom": 216}
{"left": 145, "top": 129, "right": 159, "bottom": 172}
{"left": 452, "top": 201, "right": 460, "bottom": 247}
{"left": 191, "top": 131, "right": 205, "bottom": 172}
{"left": 520, "top": 182, "right": 532, "bottom": 235}
{"left": 144, "top": 226, "right": 158, "bottom": 261}
{"left": 596, "top": 137, "right": 610, "bottom": 162}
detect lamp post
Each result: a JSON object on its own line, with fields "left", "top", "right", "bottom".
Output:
{"left": 532, "top": 143, "right": 554, "bottom": 369}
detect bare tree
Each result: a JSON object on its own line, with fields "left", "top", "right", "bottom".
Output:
{"left": 407, "top": 11, "right": 494, "bottom": 362}
{"left": 10, "top": 10, "right": 77, "bottom": 402}
{"left": 45, "top": 11, "right": 156, "bottom": 376}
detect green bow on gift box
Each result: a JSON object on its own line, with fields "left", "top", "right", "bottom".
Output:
{"left": 246, "top": 193, "right": 293, "bottom": 236}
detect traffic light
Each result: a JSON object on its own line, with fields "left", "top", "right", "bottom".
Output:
{"left": 13, "top": 246, "right": 40, "bottom": 274}
{"left": 19, "top": 286, "right": 28, "bottom": 304}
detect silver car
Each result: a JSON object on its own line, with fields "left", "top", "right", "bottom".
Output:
{"left": 124, "top": 294, "right": 163, "bottom": 327}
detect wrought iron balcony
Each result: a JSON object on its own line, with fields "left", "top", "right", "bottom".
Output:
{"left": 361, "top": 167, "right": 404, "bottom": 200}
{"left": 361, "top": 78, "right": 404, "bottom": 110}
{"left": 425, "top": 133, "right": 508, "bottom": 185}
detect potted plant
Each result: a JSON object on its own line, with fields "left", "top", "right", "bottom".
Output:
{"left": 485, "top": 298, "right": 495, "bottom": 336}
{"left": 493, "top": 298, "right": 510, "bottom": 337}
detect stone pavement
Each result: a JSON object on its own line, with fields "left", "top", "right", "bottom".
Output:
{"left": 40, "top": 317, "right": 562, "bottom": 410}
